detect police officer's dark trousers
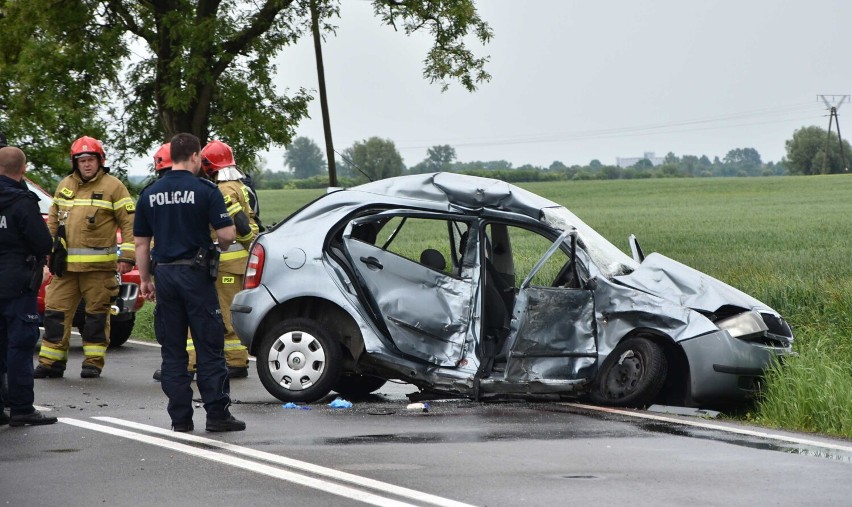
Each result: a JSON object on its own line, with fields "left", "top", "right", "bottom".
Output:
{"left": 153, "top": 264, "right": 231, "bottom": 425}
{"left": 0, "top": 294, "right": 41, "bottom": 416}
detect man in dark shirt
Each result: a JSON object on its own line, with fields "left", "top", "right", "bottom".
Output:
{"left": 0, "top": 146, "right": 56, "bottom": 426}
{"left": 134, "top": 133, "right": 245, "bottom": 432}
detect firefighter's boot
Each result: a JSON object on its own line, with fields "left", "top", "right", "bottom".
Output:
{"left": 34, "top": 363, "right": 65, "bottom": 379}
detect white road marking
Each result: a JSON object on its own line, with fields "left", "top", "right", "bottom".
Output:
{"left": 60, "top": 418, "right": 416, "bottom": 507}
{"left": 126, "top": 339, "right": 160, "bottom": 348}
{"left": 62, "top": 417, "right": 474, "bottom": 507}
{"left": 565, "top": 402, "right": 852, "bottom": 454}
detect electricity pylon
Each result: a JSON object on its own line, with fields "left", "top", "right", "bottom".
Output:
{"left": 818, "top": 94, "right": 849, "bottom": 173}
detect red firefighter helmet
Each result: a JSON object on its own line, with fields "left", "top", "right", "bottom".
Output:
{"left": 153, "top": 143, "right": 172, "bottom": 171}
{"left": 201, "top": 140, "right": 236, "bottom": 174}
{"left": 70, "top": 136, "right": 106, "bottom": 165}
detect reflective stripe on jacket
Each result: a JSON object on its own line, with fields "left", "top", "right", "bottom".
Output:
{"left": 214, "top": 180, "right": 258, "bottom": 275}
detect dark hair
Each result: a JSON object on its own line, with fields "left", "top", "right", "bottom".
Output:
{"left": 170, "top": 133, "right": 201, "bottom": 164}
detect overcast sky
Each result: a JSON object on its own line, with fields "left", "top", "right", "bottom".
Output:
{"left": 126, "top": 1, "right": 852, "bottom": 175}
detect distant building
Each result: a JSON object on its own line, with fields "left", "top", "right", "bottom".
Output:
{"left": 616, "top": 151, "right": 665, "bottom": 168}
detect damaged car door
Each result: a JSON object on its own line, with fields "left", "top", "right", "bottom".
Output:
{"left": 343, "top": 213, "right": 475, "bottom": 367}
{"left": 495, "top": 227, "right": 598, "bottom": 388}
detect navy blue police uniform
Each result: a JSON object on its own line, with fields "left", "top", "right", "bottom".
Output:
{"left": 134, "top": 170, "right": 234, "bottom": 427}
{"left": 0, "top": 175, "right": 53, "bottom": 420}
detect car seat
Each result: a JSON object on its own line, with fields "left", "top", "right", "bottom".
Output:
{"left": 420, "top": 248, "right": 446, "bottom": 271}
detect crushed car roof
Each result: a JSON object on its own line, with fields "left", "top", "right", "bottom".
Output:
{"left": 351, "top": 172, "right": 561, "bottom": 220}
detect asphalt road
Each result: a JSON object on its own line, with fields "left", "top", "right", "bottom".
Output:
{"left": 2, "top": 339, "right": 851, "bottom": 506}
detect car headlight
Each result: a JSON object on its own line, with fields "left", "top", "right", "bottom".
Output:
{"left": 716, "top": 311, "right": 769, "bottom": 340}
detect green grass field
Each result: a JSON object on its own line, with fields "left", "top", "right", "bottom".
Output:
{"left": 137, "top": 175, "right": 852, "bottom": 437}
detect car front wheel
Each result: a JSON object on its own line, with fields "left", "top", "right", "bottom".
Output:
{"left": 589, "top": 337, "right": 667, "bottom": 408}
{"left": 107, "top": 315, "right": 135, "bottom": 348}
{"left": 256, "top": 318, "right": 342, "bottom": 403}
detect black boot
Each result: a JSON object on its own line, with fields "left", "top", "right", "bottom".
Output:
{"left": 228, "top": 366, "right": 249, "bottom": 379}
{"left": 206, "top": 414, "right": 246, "bottom": 432}
{"left": 81, "top": 365, "right": 101, "bottom": 378}
{"left": 9, "top": 410, "right": 58, "bottom": 427}
{"left": 0, "top": 411, "right": 9, "bottom": 426}
{"left": 171, "top": 420, "right": 194, "bottom": 432}
{"left": 34, "top": 363, "right": 65, "bottom": 379}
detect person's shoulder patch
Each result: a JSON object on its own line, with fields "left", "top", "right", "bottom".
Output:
{"left": 125, "top": 201, "right": 136, "bottom": 213}
{"left": 60, "top": 187, "right": 74, "bottom": 198}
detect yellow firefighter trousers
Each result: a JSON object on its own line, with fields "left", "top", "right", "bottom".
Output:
{"left": 39, "top": 271, "right": 119, "bottom": 370}
{"left": 187, "top": 273, "right": 249, "bottom": 370}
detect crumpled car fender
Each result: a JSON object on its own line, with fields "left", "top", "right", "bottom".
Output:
{"left": 592, "top": 275, "right": 719, "bottom": 358}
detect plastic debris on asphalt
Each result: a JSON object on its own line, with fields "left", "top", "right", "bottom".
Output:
{"left": 282, "top": 402, "right": 311, "bottom": 410}
{"left": 406, "top": 402, "right": 430, "bottom": 413}
{"left": 328, "top": 398, "right": 353, "bottom": 409}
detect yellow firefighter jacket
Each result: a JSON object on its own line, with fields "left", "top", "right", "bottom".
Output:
{"left": 48, "top": 169, "right": 136, "bottom": 272}
{"left": 215, "top": 179, "right": 259, "bottom": 275}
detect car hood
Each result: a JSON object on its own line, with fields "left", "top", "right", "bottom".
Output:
{"left": 612, "top": 253, "right": 774, "bottom": 316}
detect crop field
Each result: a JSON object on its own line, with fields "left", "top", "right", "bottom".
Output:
{"left": 139, "top": 175, "right": 852, "bottom": 437}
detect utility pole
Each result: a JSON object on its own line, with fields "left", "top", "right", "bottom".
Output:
{"left": 311, "top": 0, "right": 337, "bottom": 186}
{"left": 817, "top": 94, "right": 849, "bottom": 173}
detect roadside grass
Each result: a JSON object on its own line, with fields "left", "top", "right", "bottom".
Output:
{"left": 134, "top": 304, "right": 155, "bottom": 344}
{"left": 136, "top": 175, "right": 852, "bottom": 438}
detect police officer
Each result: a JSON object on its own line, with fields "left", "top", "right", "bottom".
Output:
{"left": 134, "top": 133, "right": 245, "bottom": 432}
{"left": 35, "top": 136, "right": 136, "bottom": 379}
{"left": 151, "top": 140, "right": 258, "bottom": 381}
{"left": 149, "top": 143, "right": 199, "bottom": 381}
{"left": 0, "top": 146, "right": 57, "bottom": 426}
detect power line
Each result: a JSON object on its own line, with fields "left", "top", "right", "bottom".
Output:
{"left": 394, "top": 102, "right": 816, "bottom": 149}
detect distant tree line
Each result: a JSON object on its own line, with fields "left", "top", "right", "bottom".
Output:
{"left": 255, "top": 124, "right": 850, "bottom": 189}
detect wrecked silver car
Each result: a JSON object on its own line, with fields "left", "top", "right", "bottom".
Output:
{"left": 231, "top": 173, "right": 793, "bottom": 408}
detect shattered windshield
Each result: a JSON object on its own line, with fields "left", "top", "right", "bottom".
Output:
{"left": 542, "top": 207, "right": 638, "bottom": 277}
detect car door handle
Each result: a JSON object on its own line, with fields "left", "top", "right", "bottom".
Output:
{"left": 359, "top": 256, "right": 383, "bottom": 270}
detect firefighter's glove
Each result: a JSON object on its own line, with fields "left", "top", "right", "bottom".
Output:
{"left": 50, "top": 225, "right": 68, "bottom": 277}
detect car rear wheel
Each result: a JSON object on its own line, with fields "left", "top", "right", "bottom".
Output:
{"left": 257, "top": 318, "right": 342, "bottom": 403}
{"left": 589, "top": 337, "right": 667, "bottom": 408}
{"left": 333, "top": 374, "right": 387, "bottom": 399}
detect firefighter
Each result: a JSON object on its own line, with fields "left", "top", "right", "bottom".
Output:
{"left": 198, "top": 140, "right": 258, "bottom": 378}
{"left": 35, "top": 136, "right": 136, "bottom": 379}
{"left": 134, "top": 132, "right": 245, "bottom": 432}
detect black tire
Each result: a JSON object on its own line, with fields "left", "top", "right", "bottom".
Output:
{"left": 107, "top": 315, "right": 135, "bottom": 349}
{"left": 589, "top": 337, "right": 667, "bottom": 408}
{"left": 333, "top": 374, "right": 387, "bottom": 398}
{"left": 256, "top": 318, "right": 342, "bottom": 403}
